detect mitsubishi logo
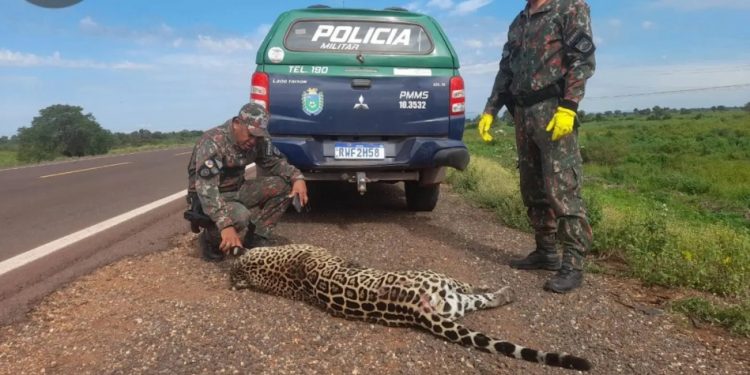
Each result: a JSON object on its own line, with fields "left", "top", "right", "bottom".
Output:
{"left": 353, "top": 95, "right": 369, "bottom": 110}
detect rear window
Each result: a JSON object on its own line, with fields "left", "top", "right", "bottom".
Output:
{"left": 284, "top": 20, "right": 434, "bottom": 55}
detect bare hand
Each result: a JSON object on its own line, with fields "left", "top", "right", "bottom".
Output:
{"left": 219, "top": 226, "right": 242, "bottom": 253}
{"left": 289, "top": 179, "right": 309, "bottom": 206}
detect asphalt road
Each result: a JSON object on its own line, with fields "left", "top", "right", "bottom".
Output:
{"left": 0, "top": 147, "right": 192, "bottom": 323}
{"left": 0, "top": 147, "right": 192, "bottom": 262}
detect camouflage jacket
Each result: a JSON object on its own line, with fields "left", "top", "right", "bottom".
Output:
{"left": 187, "top": 119, "right": 303, "bottom": 229}
{"left": 485, "top": 0, "right": 596, "bottom": 115}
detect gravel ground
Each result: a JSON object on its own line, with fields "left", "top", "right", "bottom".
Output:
{"left": 1, "top": 183, "right": 748, "bottom": 374}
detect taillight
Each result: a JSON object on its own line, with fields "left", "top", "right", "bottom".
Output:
{"left": 251, "top": 72, "right": 269, "bottom": 109}
{"left": 449, "top": 75, "right": 465, "bottom": 116}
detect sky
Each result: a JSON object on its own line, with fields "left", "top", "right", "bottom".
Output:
{"left": 1, "top": 0, "right": 749, "bottom": 136}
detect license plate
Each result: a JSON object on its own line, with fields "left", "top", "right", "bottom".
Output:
{"left": 334, "top": 143, "right": 385, "bottom": 160}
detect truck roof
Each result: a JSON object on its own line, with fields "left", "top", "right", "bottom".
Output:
{"left": 255, "top": 7, "right": 459, "bottom": 69}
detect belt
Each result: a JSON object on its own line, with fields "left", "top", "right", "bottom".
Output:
{"left": 512, "top": 81, "right": 564, "bottom": 108}
{"left": 219, "top": 185, "right": 240, "bottom": 193}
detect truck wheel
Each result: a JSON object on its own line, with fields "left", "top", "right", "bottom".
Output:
{"left": 405, "top": 182, "right": 440, "bottom": 211}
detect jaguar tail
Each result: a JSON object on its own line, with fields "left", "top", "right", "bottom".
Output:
{"left": 418, "top": 314, "right": 591, "bottom": 371}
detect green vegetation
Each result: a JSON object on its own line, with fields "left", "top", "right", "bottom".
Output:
{"left": 0, "top": 132, "right": 198, "bottom": 169}
{"left": 110, "top": 129, "right": 202, "bottom": 150}
{"left": 672, "top": 297, "right": 750, "bottom": 337}
{"left": 0, "top": 150, "right": 20, "bottom": 168}
{"left": 451, "top": 107, "right": 750, "bottom": 334}
{"left": 0, "top": 137, "right": 20, "bottom": 168}
{"left": 17, "top": 105, "right": 113, "bottom": 162}
{"left": 0, "top": 104, "right": 201, "bottom": 169}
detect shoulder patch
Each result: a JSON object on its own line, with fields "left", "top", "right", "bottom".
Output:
{"left": 264, "top": 138, "right": 282, "bottom": 157}
{"left": 199, "top": 167, "right": 212, "bottom": 178}
{"left": 198, "top": 158, "right": 220, "bottom": 179}
{"left": 565, "top": 28, "right": 595, "bottom": 56}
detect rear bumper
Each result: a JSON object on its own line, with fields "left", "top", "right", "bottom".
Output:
{"left": 272, "top": 136, "right": 470, "bottom": 172}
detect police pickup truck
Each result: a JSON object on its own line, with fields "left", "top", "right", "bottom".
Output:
{"left": 251, "top": 6, "right": 469, "bottom": 211}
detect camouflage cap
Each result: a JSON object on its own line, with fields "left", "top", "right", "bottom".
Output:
{"left": 237, "top": 102, "right": 270, "bottom": 138}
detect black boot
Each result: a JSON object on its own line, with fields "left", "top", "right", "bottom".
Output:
{"left": 199, "top": 229, "right": 225, "bottom": 262}
{"left": 509, "top": 250, "right": 561, "bottom": 270}
{"left": 543, "top": 266, "right": 583, "bottom": 293}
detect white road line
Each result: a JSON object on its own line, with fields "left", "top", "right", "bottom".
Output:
{"left": 0, "top": 190, "right": 187, "bottom": 277}
{"left": 39, "top": 162, "right": 132, "bottom": 179}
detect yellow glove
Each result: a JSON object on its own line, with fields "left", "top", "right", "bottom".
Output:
{"left": 545, "top": 107, "right": 577, "bottom": 141}
{"left": 477, "top": 113, "right": 495, "bottom": 143}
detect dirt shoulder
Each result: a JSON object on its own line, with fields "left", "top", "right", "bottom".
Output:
{"left": 1, "top": 183, "right": 747, "bottom": 374}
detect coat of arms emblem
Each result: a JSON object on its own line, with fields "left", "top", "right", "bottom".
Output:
{"left": 301, "top": 88, "right": 324, "bottom": 116}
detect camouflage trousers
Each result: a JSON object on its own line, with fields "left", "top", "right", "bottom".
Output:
{"left": 205, "top": 176, "right": 292, "bottom": 242}
{"left": 513, "top": 98, "right": 593, "bottom": 270}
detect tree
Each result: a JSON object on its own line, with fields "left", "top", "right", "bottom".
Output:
{"left": 744, "top": 102, "right": 750, "bottom": 112}
{"left": 17, "top": 104, "right": 113, "bottom": 162}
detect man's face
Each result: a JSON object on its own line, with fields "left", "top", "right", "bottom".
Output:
{"left": 233, "top": 120, "right": 257, "bottom": 150}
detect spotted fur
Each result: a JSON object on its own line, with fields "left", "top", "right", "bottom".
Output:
{"left": 230, "top": 244, "right": 591, "bottom": 371}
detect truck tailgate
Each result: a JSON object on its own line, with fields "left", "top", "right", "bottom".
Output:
{"left": 268, "top": 74, "right": 451, "bottom": 137}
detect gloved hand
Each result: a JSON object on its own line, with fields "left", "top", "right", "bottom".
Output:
{"left": 545, "top": 107, "right": 577, "bottom": 141}
{"left": 477, "top": 113, "right": 495, "bottom": 143}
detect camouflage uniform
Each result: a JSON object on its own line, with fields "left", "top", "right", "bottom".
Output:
{"left": 484, "top": 0, "right": 595, "bottom": 270}
{"left": 188, "top": 113, "right": 303, "bottom": 243}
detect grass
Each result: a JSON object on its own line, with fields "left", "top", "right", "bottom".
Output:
{"left": 108, "top": 142, "right": 193, "bottom": 155}
{"left": 0, "top": 143, "right": 193, "bottom": 169}
{"left": 451, "top": 110, "right": 750, "bottom": 335}
{"left": 672, "top": 297, "right": 750, "bottom": 337}
{"left": 0, "top": 150, "right": 21, "bottom": 169}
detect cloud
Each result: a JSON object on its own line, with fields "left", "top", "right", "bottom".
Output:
{"left": 453, "top": 0, "right": 492, "bottom": 15}
{"left": 403, "top": 1, "right": 426, "bottom": 13}
{"left": 110, "top": 61, "right": 153, "bottom": 70}
{"left": 78, "top": 16, "right": 174, "bottom": 45}
{"left": 196, "top": 35, "right": 254, "bottom": 54}
{"left": 256, "top": 24, "right": 272, "bottom": 37}
{"left": 641, "top": 21, "right": 655, "bottom": 30}
{"left": 154, "top": 53, "right": 249, "bottom": 70}
{"left": 464, "top": 39, "right": 484, "bottom": 48}
{"left": 427, "top": 0, "right": 454, "bottom": 9}
{"left": 608, "top": 19, "right": 622, "bottom": 28}
{"left": 454, "top": 58, "right": 750, "bottom": 116}
{"left": 0, "top": 48, "right": 152, "bottom": 70}
{"left": 460, "top": 61, "right": 498, "bottom": 75}
{"left": 79, "top": 16, "right": 98, "bottom": 31}
{"left": 652, "top": 0, "right": 750, "bottom": 10}
{"left": 582, "top": 61, "right": 750, "bottom": 111}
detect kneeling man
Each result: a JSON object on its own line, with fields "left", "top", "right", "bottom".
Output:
{"left": 187, "top": 103, "right": 308, "bottom": 261}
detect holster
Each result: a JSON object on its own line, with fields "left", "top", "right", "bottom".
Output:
{"left": 184, "top": 192, "right": 215, "bottom": 233}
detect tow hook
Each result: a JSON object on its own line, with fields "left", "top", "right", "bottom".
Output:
{"left": 356, "top": 172, "right": 367, "bottom": 195}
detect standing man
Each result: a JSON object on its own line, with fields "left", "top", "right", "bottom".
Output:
{"left": 478, "top": 0, "right": 595, "bottom": 293}
{"left": 187, "top": 103, "right": 308, "bottom": 261}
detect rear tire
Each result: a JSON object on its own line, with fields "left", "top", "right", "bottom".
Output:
{"left": 405, "top": 182, "right": 440, "bottom": 211}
